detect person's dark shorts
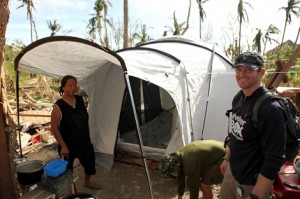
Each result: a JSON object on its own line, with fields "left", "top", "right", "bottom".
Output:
{"left": 201, "top": 160, "right": 223, "bottom": 185}
{"left": 58, "top": 143, "right": 96, "bottom": 175}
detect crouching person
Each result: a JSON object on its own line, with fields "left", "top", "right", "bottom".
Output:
{"left": 159, "top": 140, "right": 226, "bottom": 199}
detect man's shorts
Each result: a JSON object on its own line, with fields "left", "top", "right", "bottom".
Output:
{"left": 201, "top": 160, "right": 223, "bottom": 185}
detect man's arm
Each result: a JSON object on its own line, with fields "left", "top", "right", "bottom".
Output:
{"left": 247, "top": 174, "right": 273, "bottom": 199}
{"left": 252, "top": 100, "right": 286, "bottom": 198}
{"left": 220, "top": 147, "right": 230, "bottom": 175}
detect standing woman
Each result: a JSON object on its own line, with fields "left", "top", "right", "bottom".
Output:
{"left": 51, "top": 75, "right": 101, "bottom": 189}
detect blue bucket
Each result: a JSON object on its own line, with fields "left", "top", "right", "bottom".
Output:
{"left": 44, "top": 159, "right": 68, "bottom": 178}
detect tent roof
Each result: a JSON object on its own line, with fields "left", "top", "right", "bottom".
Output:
{"left": 14, "top": 36, "right": 125, "bottom": 81}
{"left": 140, "top": 36, "right": 232, "bottom": 66}
{"left": 14, "top": 35, "right": 233, "bottom": 81}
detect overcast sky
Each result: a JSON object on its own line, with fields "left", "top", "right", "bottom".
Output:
{"left": 6, "top": 0, "right": 300, "bottom": 51}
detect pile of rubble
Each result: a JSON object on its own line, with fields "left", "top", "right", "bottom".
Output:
{"left": 16, "top": 123, "right": 56, "bottom": 156}
{"left": 6, "top": 77, "right": 60, "bottom": 157}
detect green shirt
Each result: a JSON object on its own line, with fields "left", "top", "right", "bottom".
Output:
{"left": 176, "top": 140, "right": 225, "bottom": 199}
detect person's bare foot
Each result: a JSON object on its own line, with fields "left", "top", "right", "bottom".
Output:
{"left": 84, "top": 182, "right": 102, "bottom": 190}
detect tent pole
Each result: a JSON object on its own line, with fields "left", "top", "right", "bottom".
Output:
{"left": 201, "top": 44, "right": 216, "bottom": 140}
{"left": 124, "top": 72, "right": 154, "bottom": 199}
{"left": 15, "top": 70, "right": 22, "bottom": 157}
{"left": 182, "top": 62, "right": 195, "bottom": 141}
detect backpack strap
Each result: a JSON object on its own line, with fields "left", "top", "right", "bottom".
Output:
{"left": 226, "top": 90, "right": 243, "bottom": 117}
{"left": 233, "top": 90, "right": 244, "bottom": 107}
{"left": 251, "top": 92, "right": 277, "bottom": 128}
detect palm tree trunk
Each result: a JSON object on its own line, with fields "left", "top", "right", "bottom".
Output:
{"left": 277, "top": 20, "right": 288, "bottom": 60}
{"left": 97, "top": 15, "right": 103, "bottom": 45}
{"left": 197, "top": 1, "right": 202, "bottom": 39}
{"left": 0, "top": 1, "right": 16, "bottom": 198}
{"left": 238, "top": 20, "right": 242, "bottom": 55}
{"left": 30, "top": 18, "right": 33, "bottom": 42}
{"left": 28, "top": 9, "right": 34, "bottom": 43}
{"left": 181, "top": 0, "right": 191, "bottom": 35}
{"left": 294, "top": 26, "right": 300, "bottom": 50}
{"left": 263, "top": 40, "right": 267, "bottom": 55}
{"left": 123, "top": 0, "right": 129, "bottom": 48}
{"left": 32, "top": 20, "right": 38, "bottom": 41}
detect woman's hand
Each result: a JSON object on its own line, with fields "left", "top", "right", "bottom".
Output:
{"left": 60, "top": 146, "right": 69, "bottom": 158}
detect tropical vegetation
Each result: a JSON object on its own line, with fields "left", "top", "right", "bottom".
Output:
{"left": 3, "top": 0, "right": 300, "bottom": 89}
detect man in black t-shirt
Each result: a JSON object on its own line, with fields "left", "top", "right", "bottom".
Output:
{"left": 219, "top": 52, "right": 286, "bottom": 199}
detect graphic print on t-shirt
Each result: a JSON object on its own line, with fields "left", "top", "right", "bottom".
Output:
{"left": 231, "top": 113, "right": 245, "bottom": 141}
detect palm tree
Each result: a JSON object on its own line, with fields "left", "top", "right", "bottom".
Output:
{"left": 87, "top": 0, "right": 112, "bottom": 47}
{"left": 17, "top": 0, "right": 38, "bottom": 42}
{"left": 123, "top": 0, "right": 129, "bottom": 48}
{"left": 263, "top": 24, "right": 280, "bottom": 54}
{"left": 181, "top": 0, "right": 191, "bottom": 35}
{"left": 253, "top": 29, "right": 263, "bottom": 54}
{"left": 196, "top": 0, "right": 209, "bottom": 39}
{"left": 164, "top": 0, "right": 191, "bottom": 36}
{"left": 165, "top": 12, "right": 186, "bottom": 35}
{"left": 47, "top": 19, "right": 62, "bottom": 36}
{"left": 253, "top": 24, "right": 281, "bottom": 55}
{"left": 87, "top": 17, "right": 97, "bottom": 42}
{"left": 278, "top": 0, "right": 300, "bottom": 58}
{"left": 237, "top": 0, "right": 252, "bottom": 54}
{"left": 132, "top": 24, "right": 149, "bottom": 47}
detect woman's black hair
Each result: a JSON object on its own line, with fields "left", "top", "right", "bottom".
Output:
{"left": 59, "top": 75, "right": 77, "bottom": 96}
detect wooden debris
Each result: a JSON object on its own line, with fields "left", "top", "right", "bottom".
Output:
{"left": 115, "top": 153, "right": 159, "bottom": 170}
{"left": 24, "top": 91, "right": 37, "bottom": 103}
{"left": 40, "top": 75, "right": 52, "bottom": 93}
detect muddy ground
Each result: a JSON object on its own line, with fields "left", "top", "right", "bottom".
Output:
{"left": 22, "top": 142, "right": 221, "bottom": 199}
{"left": 12, "top": 81, "right": 221, "bottom": 199}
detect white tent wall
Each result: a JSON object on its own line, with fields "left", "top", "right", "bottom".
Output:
{"left": 200, "top": 56, "right": 239, "bottom": 141}
{"left": 115, "top": 48, "right": 190, "bottom": 160}
{"left": 79, "top": 62, "right": 126, "bottom": 168}
{"left": 140, "top": 38, "right": 240, "bottom": 145}
{"left": 165, "top": 108, "right": 183, "bottom": 154}
{"left": 159, "top": 88, "right": 183, "bottom": 154}
{"left": 160, "top": 87, "right": 175, "bottom": 110}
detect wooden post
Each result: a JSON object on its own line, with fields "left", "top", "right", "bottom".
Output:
{"left": 265, "top": 60, "right": 284, "bottom": 89}
{"left": 0, "top": 1, "right": 16, "bottom": 198}
{"left": 268, "top": 45, "right": 300, "bottom": 89}
{"left": 0, "top": 104, "right": 15, "bottom": 198}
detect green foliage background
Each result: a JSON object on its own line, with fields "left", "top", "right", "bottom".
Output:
{"left": 264, "top": 44, "right": 300, "bottom": 87}
{"left": 4, "top": 43, "right": 61, "bottom": 103}
{"left": 4, "top": 41, "right": 300, "bottom": 98}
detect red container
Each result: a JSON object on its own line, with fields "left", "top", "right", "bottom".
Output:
{"left": 273, "top": 162, "right": 300, "bottom": 199}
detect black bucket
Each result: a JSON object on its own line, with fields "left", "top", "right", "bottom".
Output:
{"left": 62, "top": 193, "right": 98, "bottom": 199}
{"left": 16, "top": 160, "right": 45, "bottom": 186}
